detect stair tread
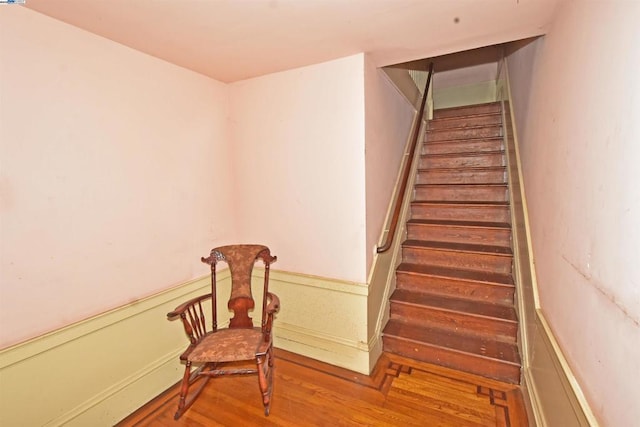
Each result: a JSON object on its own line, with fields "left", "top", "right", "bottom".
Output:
{"left": 403, "top": 239, "right": 513, "bottom": 255}
{"left": 415, "top": 183, "right": 507, "bottom": 188}
{"left": 434, "top": 102, "right": 501, "bottom": 112}
{"left": 397, "top": 262, "right": 514, "bottom": 286}
{"left": 407, "top": 218, "right": 511, "bottom": 229}
{"left": 433, "top": 102, "right": 501, "bottom": 116}
{"left": 383, "top": 320, "right": 520, "bottom": 364}
{"left": 430, "top": 111, "right": 502, "bottom": 122}
{"left": 420, "top": 150, "right": 504, "bottom": 159}
{"left": 390, "top": 289, "right": 517, "bottom": 321}
{"left": 412, "top": 200, "right": 509, "bottom": 206}
{"left": 424, "top": 136, "right": 503, "bottom": 145}
{"left": 427, "top": 123, "right": 501, "bottom": 132}
{"left": 417, "top": 166, "right": 506, "bottom": 173}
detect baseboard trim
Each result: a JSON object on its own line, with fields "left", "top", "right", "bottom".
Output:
{"left": 528, "top": 312, "right": 599, "bottom": 427}
{"left": 275, "top": 322, "right": 369, "bottom": 374}
{"left": 267, "top": 269, "right": 370, "bottom": 374}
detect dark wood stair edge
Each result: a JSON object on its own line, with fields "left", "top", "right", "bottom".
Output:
{"left": 407, "top": 218, "right": 511, "bottom": 228}
{"left": 433, "top": 102, "right": 501, "bottom": 114}
{"left": 403, "top": 239, "right": 513, "bottom": 255}
{"left": 411, "top": 200, "right": 510, "bottom": 206}
{"left": 430, "top": 110, "right": 503, "bottom": 122}
{"left": 385, "top": 319, "right": 518, "bottom": 346}
{"left": 382, "top": 337, "right": 521, "bottom": 383}
{"left": 418, "top": 168, "right": 506, "bottom": 176}
{"left": 390, "top": 289, "right": 517, "bottom": 320}
{"left": 382, "top": 324, "right": 520, "bottom": 366}
{"left": 414, "top": 182, "right": 508, "bottom": 187}
{"left": 396, "top": 263, "right": 514, "bottom": 287}
{"left": 423, "top": 135, "right": 504, "bottom": 145}
{"left": 419, "top": 150, "right": 505, "bottom": 159}
{"left": 427, "top": 124, "right": 502, "bottom": 134}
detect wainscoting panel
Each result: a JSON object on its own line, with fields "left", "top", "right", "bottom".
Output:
{"left": 0, "top": 274, "right": 216, "bottom": 427}
{"left": 0, "top": 268, "right": 372, "bottom": 426}
{"left": 266, "top": 269, "right": 370, "bottom": 374}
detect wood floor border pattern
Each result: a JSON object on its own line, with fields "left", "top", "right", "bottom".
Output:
{"left": 478, "top": 386, "right": 511, "bottom": 427}
{"left": 118, "top": 349, "right": 528, "bottom": 426}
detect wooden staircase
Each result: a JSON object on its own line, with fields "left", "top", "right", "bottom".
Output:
{"left": 382, "top": 102, "right": 521, "bottom": 384}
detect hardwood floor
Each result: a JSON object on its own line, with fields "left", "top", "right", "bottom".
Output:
{"left": 117, "top": 349, "right": 528, "bottom": 426}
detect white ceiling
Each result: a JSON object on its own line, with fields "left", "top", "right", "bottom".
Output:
{"left": 25, "top": 0, "right": 560, "bottom": 83}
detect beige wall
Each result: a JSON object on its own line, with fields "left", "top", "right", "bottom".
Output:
{"left": 506, "top": 2, "right": 640, "bottom": 426}
{"left": 0, "top": 7, "right": 234, "bottom": 348}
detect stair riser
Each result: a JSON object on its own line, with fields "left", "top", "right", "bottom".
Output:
{"left": 389, "top": 304, "right": 517, "bottom": 342}
{"left": 433, "top": 103, "right": 502, "bottom": 119}
{"left": 429, "top": 114, "right": 502, "bottom": 130}
{"left": 382, "top": 336, "right": 520, "bottom": 384}
{"left": 427, "top": 126, "right": 501, "bottom": 142}
{"left": 416, "top": 169, "right": 506, "bottom": 185}
{"left": 395, "top": 272, "right": 514, "bottom": 304}
{"left": 422, "top": 139, "right": 503, "bottom": 155}
{"left": 419, "top": 153, "right": 504, "bottom": 169}
{"left": 411, "top": 204, "right": 511, "bottom": 223}
{"left": 407, "top": 224, "right": 511, "bottom": 246}
{"left": 414, "top": 186, "right": 508, "bottom": 202}
{"left": 402, "top": 247, "right": 512, "bottom": 274}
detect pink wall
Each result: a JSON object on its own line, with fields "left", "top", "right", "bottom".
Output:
{"left": 364, "top": 55, "right": 415, "bottom": 272}
{"left": 1, "top": 9, "right": 415, "bottom": 349}
{"left": 0, "top": 8, "right": 234, "bottom": 348}
{"left": 229, "top": 55, "right": 368, "bottom": 283}
{"left": 507, "top": 2, "right": 640, "bottom": 425}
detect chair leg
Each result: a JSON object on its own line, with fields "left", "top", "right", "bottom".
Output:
{"left": 174, "top": 362, "right": 211, "bottom": 420}
{"left": 256, "top": 344, "right": 274, "bottom": 416}
{"left": 174, "top": 361, "right": 192, "bottom": 420}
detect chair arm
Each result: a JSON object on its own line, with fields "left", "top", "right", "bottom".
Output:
{"left": 259, "top": 292, "right": 280, "bottom": 341}
{"left": 167, "top": 293, "right": 213, "bottom": 348}
{"left": 167, "top": 293, "right": 212, "bottom": 320}
{"left": 265, "top": 292, "right": 280, "bottom": 314}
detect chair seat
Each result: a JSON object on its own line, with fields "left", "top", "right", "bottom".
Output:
{"left": 189, "top": 327, "right": 264, "bottom": 363}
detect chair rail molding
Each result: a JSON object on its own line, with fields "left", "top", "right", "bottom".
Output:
{"left": 0, "top": 266, "right": 375, "bottom": 426}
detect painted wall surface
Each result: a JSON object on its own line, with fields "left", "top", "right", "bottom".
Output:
{"left": 433, "top": 81, "right": 497, "bottom": 110}
{"left": 506, "top": 2, "right": 640, "bottom": 426}
{"left": 229, "top": 54, "right": 368, "bottom": 283}
{"left": 364, "top": 54, "right": 415, "bottom": 273}
{"left": 432, "top": 62, "right": 498, "bottom": 109}
{"left": 0, "top": 7, "right": 234, "bottom": 348}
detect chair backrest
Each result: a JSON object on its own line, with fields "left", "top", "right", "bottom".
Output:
{"left": 201, "top": 244, "right": 276, "bottom": 330}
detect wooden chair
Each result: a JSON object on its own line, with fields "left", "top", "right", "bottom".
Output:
{"left": 167, "top": 244, "right": 279, "bottom": 419}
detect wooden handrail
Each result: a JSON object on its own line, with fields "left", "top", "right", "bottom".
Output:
{"left": 377, "top": 62, "right": 434, "bottom": 253}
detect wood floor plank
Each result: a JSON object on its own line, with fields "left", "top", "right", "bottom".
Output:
{"left": 117, "top": 350, "right": 527, "bottom": 426}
